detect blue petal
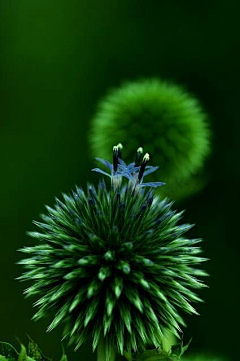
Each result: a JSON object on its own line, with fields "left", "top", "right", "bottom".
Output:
{"left": 143, "top": 166, "right": 159, "bottom": 177}
{"left": 121, "top": 172, "right": 135, "bottom": 182}
{"left": 140, "top": 182, "right": 165, "bottom": 188}
{"left": 118, "top": 158, "right": 127, "bottom": 167}
{"left": 117, "top": 164, "right": 128, "bottom": 172}
{"left": 128, "top": 166, "right": 141, "bottom": 172}
{"left": 91, "top": 168, "right": 111, "bottom": 178}
{"left": 118, "top": 164, "right": 141, "bottom": 174}
{"left": 95, "top": 157, "right": 113, "bottom": 170}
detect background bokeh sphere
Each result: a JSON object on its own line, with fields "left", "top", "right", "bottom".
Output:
{"left": 90, "top": 79, "right": 211, "bottom": 200}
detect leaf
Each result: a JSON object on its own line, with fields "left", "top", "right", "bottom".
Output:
{"left": 0, "top": 343, "right": 18, "bottom": 361}
{"left": 27, "top": 338, "right": 51, "bottom": 361}
{"left": 180, "top": 338, "right": 192, "bottom": 357}
{"left": 170, "top": 344, "right": 182, "bottom": 358}
{"left": 0, "top": 340, "right": 66, "bottom": 361}
{"left": 0, "top": 357, "right": 7, "bottom": 361}
{"left": 18, "top": 345, "right": 28, "bottom": 361}
{"left": 59, "top": 348, "right": 67, "bottom": 361}
{"left": 170, "top": 338, "right": 192, "bottom": 358}
{"left": 133, "top": 348, "right": 171, "bottom": 361}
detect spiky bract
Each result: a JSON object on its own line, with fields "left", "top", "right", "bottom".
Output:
{"left": 90, "top": 78, "right": 211, "bottom": 200}
{"left": 18, "top": 146, "right": 207, "bottom": 359}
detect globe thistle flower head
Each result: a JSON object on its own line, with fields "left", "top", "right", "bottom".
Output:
{"left": 90, "top": 78, "right": 211, "bottom": 200}
{"left": 18, "top": 145, "right": 208, "bottom": 360}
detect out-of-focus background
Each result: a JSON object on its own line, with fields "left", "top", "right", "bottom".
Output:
{"left": 0, "top": 1, "right": 238, "bottom": 360}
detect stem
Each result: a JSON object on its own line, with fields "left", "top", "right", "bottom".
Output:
{"left": 123, "top": 351, "right": 132, "bottom": 361}
{"left": 97, "top": 338, "right": 116, "bottom": 361}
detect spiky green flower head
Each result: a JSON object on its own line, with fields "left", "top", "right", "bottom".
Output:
{"left": 18, "top": 144, "right": 208, "bottom": 361}
{"left": 90, "top": 78, "right": 211, "bottom": 200}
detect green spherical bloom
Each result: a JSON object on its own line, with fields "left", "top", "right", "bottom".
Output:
{"left": 18, "top": 145, "right": 207, "bottom": 360}
{"left": 90, "top": 78, "right": 211, "bottom": 200}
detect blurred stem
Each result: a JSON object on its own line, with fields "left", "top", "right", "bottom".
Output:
{"left": 123, "top": 351, "right": 132, "bottom": 360}
{"left": 97, "top": 339, "right": 116, "bottom": 361}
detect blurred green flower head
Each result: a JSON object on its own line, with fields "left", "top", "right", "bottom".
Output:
{"left": 18, "top": 145, "right": 208, "bottom": 360}
{"left": 90, "top": 78, "right": 211, "bottom": 200}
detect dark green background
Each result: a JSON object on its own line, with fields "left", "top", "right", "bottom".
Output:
{"left": 0, "top": 1, "right": 238, "bottom": 360}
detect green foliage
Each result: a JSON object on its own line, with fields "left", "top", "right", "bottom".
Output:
{"left": 18, "top": 146, "right": 207, "bottom": 360}
{"left": 90, "top": 78, "right": 211, "bottom": 200}
{"left": 125, "top": 338, "right": 191, "bottom": 361}
{"left": 0, "top": 342, "right": 18, "bottom": 361}
{"left": 0, "top": 340, "right": 66, "bottom": 361}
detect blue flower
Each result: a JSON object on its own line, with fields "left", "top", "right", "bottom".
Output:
{"left": 92, "top": 144, "right": 165, "bottom": 189}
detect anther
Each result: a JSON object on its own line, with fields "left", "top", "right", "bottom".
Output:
{"left": 147, "top": 196, "right": 154, "bottom": 207}
{"left": 115, "top": 190, "right": 120, "bottom": 202}
{"left": 138, "top": 153, "right": 150, "bottom": 182}
{"left": 117, "top": 143, "right": 123, "bottom": 159}
{"left": 88, "top": 198, "right": 95, "bottom": 206}
{"left": 113, "top": 145, "right": 120, "bottom": 172}
{"left": 119, "top": 202, "right": 125, "bottom": 209}
{"left": 88, "top": 187, "right": 95, "bottom": 199}
{"left": 134, "top": 147, "right": 143, "bottom": 167}
{"left": 99, "top": 180, "right": 106, "bottom": 190}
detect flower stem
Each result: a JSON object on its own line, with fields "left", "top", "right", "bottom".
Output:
{"left": 97, "top": 339, "right": 116, "bottom": 361}
{"left": 123, "top": 351, "right": 132, "bottom": 361}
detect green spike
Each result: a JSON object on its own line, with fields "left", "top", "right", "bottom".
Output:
{"left": 117, "top": 260, "right": 131, "bottom": 274}
{"left": 114, "top": 321, "right": 124, "bottom": 355}
{"left": 92, "top": 322, "right": 102, "bottom": 351}
{"left": 47, "top": 303, "right": 70, "bottom": 332}
{"left": 106, "top": 292, "right": 116, "bottom": 317}
{"left": 98, "top": 266, "right": 111, "bottom": 281}
{"left": 69, "top": 288, "right": 86, "bottom": 312}
{"left": 87, "top": 279, "right": 101, "bottom": 298}
{"left": 103, "top": 251, "right": 115, "bottom": 261}
{"left": 70, "top": 313, "right": 84, "bottom": 336}
{"left": 84, "top": 298, "right": 99, "bottom": 327}
{"left": 112, "top": 276, "right": 123, "bottom": 299}
{"left": 130, "top": 332, "right": 137, "bottom": 352}
{"left": 125, "top": 288, "right": 143, "bottom": 313}
{"left": 78, "top": 255, "right": 99, "bottom": 266}
{"left": 118, "top": 303, "right": 132, "bottom": 334}
{"left": 135, "top": 317, "right": 147, "bottom": 344}
{"left": 74, "top": 331, "right": 87, "bottom": 351}
{"left": 103, "top": 314, "right": 114, "bottom": 336}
